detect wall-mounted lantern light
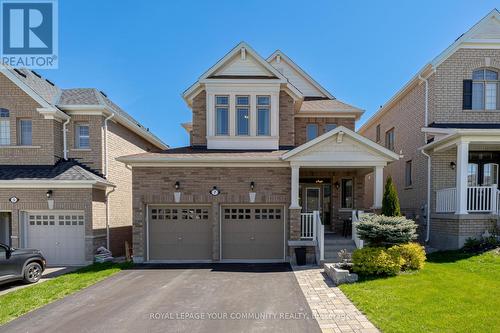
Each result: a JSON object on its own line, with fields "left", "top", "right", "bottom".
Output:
{"left": 334, "top": 181, "right": 340, "bottom": 190}
{"left": 174, "top": 181, "right": 181, "bottom": 203}
{"left": 249, "top": 181, "right": 256, "bottom": 203}
{"left": 450, "top": 162, "right": 456, "bottom": 170}
{"left": 46, "top": 190, "right": 54, "bottom": 210}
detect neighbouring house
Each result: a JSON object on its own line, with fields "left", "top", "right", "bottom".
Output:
{"left": 0, "top": 66, "right": 167, "bottom": 265}
{"left": 359, "top": 9, "right": 500, "bottom": 250}
{"left": 118, "top": 42, "right": 399, "bottom": 264}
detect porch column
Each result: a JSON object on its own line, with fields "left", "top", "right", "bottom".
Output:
{"left": 373, "top": 166, "right": 384, "bottom": 208}
{"left": 290, "top": 165, "right": 301, "bottom": 209}
{"left": 455, "top": 140, "right": 469, "bottom": 215}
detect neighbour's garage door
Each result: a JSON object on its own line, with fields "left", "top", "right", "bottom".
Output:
{"left": 222, "top": 206, "right": 284, "bottom": 261}
{"left": 148, "top": 206, "right": 212, "bottom": 261}
{"left": 27, "top": 212, "right": 86, "bottom": 266}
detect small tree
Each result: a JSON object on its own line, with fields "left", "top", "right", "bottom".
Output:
{"left": 356, "top": 214, "right": 418, "bottom": 246}
{"left": 381, "top": 176, "right": 401, "bottom": 216}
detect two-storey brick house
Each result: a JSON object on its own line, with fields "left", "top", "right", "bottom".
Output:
{"left": 0, "top": 66, "right": 167, "bottom": 265}
{"left": 119, "top": 43, "right": 398, "bottom": 264}
{"left": 359, "top": 9, "right": 500, "bottom": 250}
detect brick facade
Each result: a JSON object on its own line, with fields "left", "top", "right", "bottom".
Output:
{"left": 191, "top": 90, "right": 207, "bottom": 147}
{"left": 0, "top": 73, "right": 59, "bottom": 165}
{"left": 279, "top": 91, "right": 295, "bottom": 147}
{"left": 359, "top": 47, "right": 500, "bottom": 249}
{"left": 0, "top": 72, "right": 163, "bottom": 260}
{"left": 294, "top": 117, "right": 355, "bottom": 146}
{"left": 131, "top": 166, "right": 291, "bottom": 261}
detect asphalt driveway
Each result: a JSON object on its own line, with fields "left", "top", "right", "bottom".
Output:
{"left": 0, "top": 263, "right": 321, "bottom": 333}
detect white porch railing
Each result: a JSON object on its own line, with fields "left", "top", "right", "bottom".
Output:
{"left": 436, "top": 185, "right": 500, "bottom": 214}
{"left": 300, "top": 211, "right": 324, "bottom": 263}
{"left": 300, "top": 212, "right": 315, "bottom": 239}
{"left": 352, "top": 210, "right": 364, "bottom": 249}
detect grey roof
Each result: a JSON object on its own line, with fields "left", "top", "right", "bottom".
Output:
{"left": 7, "top": 67, "right": 61, "bottom": 104}
{"left": 0, "top": 159, "right": 114, "bottom": 185}
{"left": 2, "top": 64, "right": 167, "bottom": 148}
{"left": 57, "top": 88, "right": 165, "bottom": 145}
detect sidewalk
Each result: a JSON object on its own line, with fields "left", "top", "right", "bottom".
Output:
{"left": 293, "top": 265, "right": 379, "bottom": 333}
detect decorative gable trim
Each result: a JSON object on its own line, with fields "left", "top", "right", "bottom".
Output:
{"left": 282, "top": 126, "right": 400, "bottom": 162}
{"left": 183, "top": 42, "right": 303, "bottom": 106}
{"left": 267, "top": 50, "right": 334, "bottom": 99}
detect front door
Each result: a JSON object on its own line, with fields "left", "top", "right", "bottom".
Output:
{"left": 305, "top": 188, "right": 321, "bottom": 213}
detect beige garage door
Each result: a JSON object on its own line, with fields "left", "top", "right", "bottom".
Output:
{"left": 222, "top": 206, "right": 284, "bottom": 261}
{"left": 148, "top": 206, "right": 212, "bottom": 261}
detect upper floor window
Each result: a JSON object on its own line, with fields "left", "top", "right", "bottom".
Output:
{"left": 306, "top": 124, "right": 318, "bottom": 141}
{"left": 325, "top": 123, "right": 337, "bottom": 133}
{"left": 376, "top": 124, "right": 381, "bottom": 142}
{"left": 215, "top": 95, "right": 229, "bottom": 136}
{"left": 257, "top": 96, "right": 270, "bottom": 136}
{"left": 385, "top": 128, "right": 395, "bottom": 151}
{"left": 236, "top": 96, "right": 249, "bottom": 136}
{"left": 0, "top": 108, "right": 10, "bottom": 145}
{"left": 18, "top": 119, "right": 32, "bottom": 146}
{"left": 464, "top": 68, "right": 499, "bottom": 110}
{"left": 75, "top": 123, "right": 90, "bottom": 149}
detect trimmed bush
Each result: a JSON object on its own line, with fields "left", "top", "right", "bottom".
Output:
{"left": 352, "top": 247, "right": 403, "bottom": 276}
{"left": 388, "top": 243, "right": 426, "bottom": 271}
{"left": 382, "top": 176, "right": 401, "bottom": 217}
{"left": 356, "top": 214, "right": 418, "bottom": 246}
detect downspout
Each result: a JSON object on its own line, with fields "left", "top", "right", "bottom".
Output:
{"left": 62, "top": 118, "right": 70, "bottom": 160}
{"left": 418, "top": 71, "right": 434, "bottom": 243}
{"left": 105, "top": 187, "right": 115, "bottom": 250}
{"left": 103, "top": 112, "right": 115, "bottom": 177}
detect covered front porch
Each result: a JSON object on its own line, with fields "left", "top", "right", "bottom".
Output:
{"left": 423, "top": 129, "right": 500, "bottom": 249}
{"left": 281, "top": 126, "right": 399, "bottom": 263}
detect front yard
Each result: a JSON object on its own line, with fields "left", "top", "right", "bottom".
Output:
{"left": 0, "top": 262, "right": 131, "bottom": 325}
{"left": 340, "top": 250, "right": 500, "bottom": 333}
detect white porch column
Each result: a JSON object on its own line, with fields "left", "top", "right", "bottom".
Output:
{"left": 290, "top": 165, "right": 301, "bottom": 209}
{"left": 455, "top": 140, "right": 469, "bottom": 215}
{"left": 373, "top": 165, "right": 384, "bottom": 209}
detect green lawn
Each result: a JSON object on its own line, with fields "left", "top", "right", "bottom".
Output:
{"left": 0, "top": 262, "right": 131, "bottom": 325}
{"left": 340, "top": 250, "right": 500, "bottom": 333}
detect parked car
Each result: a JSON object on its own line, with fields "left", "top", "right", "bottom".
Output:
{"left": 0, "top": 243, "right": 46, "bottom": 285}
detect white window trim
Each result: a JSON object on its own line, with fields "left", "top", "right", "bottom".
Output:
{"left": 236, "top": 95, "right": 250, "bottom": 136}
{"left": 205, "top": 83, "right": 280, "bottom": 149}
{"left": 471, "top": 68, "right": 499, "bottom": 111}
{"left": 75, "top": 123, "right": 90, "bottom": 149}
{"left": 17, "top": 119, "right": 32, "bottom": 146}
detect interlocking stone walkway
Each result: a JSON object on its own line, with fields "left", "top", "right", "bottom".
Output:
{"left": 293, "top": 266, "right": 379, "bottom": 333}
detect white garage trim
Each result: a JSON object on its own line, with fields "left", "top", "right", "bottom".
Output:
{"left": 145, "top": 204, "right": 213, "bottom": 263}
{"left": 219, "top": 204, "right": 286, "bottom": 263}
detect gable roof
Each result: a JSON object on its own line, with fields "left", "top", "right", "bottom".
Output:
{"left": 0, "top": 63, "right": 168, "bottom": 149}
{"left": 267, "top": 50, "right": 334, "bottom": 99}
{"left": 298, "top": 99, "right": 364, "bottom": 119}
{"left": 182, "top": 42, "right": 303, "bottom": 105}
{"left": 282, "top": 126, "right": 400, "bottom": 161}
{"left": 359, "top": 8, "right": 500, "bottom": 134}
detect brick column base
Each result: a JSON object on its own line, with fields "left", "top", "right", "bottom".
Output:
{"left": 289, "top": 208, "right": 301, "bottom": 240}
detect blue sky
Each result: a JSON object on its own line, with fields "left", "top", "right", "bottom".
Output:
{"left": 39, "top": 0, "right": 499, "bottom": 147}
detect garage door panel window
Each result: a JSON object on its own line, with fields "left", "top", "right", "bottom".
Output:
{"left": 151, "top": 207, "right": 209, "bottom": 221}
